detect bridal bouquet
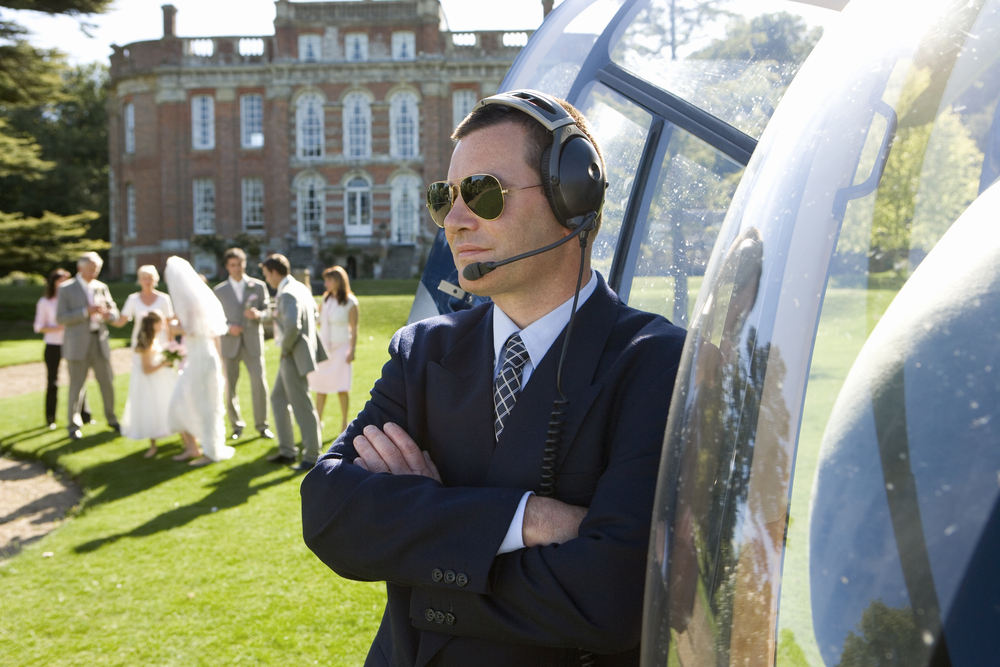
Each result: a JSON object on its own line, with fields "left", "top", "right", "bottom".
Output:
{"left": 163, "top": 340, "right": 187, "bottom": 366}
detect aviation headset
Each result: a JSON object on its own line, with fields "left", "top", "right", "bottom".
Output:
{"left": 472, "top": 89, "right": 607, "bottom": 232}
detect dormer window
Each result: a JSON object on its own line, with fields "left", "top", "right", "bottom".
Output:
{"left": 392, "top": 31, "right": 415, "bottom": 61}
{"left": 298, "top": 34, "right": 322, "bottom": 62}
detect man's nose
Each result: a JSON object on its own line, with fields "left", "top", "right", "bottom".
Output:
{"left": 443, "top": 192, "right": 478, "bottom": 232}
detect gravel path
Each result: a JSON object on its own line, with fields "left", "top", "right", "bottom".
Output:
{"left": 0, "top": 347, "right": 134, "bottom": 399}
{"left": 0, "top": 457, "right": 82, "bottom": 565}
{"left": 0, "top": 351, "right": 131, "bottom": 564}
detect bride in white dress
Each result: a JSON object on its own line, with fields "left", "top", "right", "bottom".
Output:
{"left": 164, "top": 256, "right": 235, "bottom": 465}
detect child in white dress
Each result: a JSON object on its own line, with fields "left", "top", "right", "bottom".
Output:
{"left": 120, "top": 310, "right": 179, "bottom": 458}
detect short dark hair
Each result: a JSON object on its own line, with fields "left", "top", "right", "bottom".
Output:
{"left": 260, "top": 254, "right": 290, "bottom": 277}
{"left": 223, "top": 247, "right": 246, "bottom": 264}
{"left": 452, "top": 96, "right": 605, "bottom": 231}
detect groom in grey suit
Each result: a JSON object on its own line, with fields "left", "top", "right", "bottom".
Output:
{"left": 213, "top": 247, "right": 273, "bottom": 440}
{"left": 260, "top": 254, "right": 327, "bottom": 471}
{"left": 56, "top": 251, "right": 120, "bottom": 440}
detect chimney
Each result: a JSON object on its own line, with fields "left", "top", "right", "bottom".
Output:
{"left": 162, "top": 4, "right": 177, "bottom": 38}
{"left": 542, "top": 0, "right": 554, "bottom": 17}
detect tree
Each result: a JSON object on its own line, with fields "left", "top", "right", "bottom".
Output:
{"left": 0, "top": 62, "right": 109, "bottom": 239}
{"left": 0, "top": 209, "right": 109, "bottom": 274}
{"left": 690, "top": 11, "right": 822, "bottom": 65}
{"left": 0, "top": 0, "right": 111, "bottom": 275}
{"left": 618, "top": 0, "right": 734, "bottom": 62}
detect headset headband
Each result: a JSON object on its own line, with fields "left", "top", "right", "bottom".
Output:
{"left": 472, "top": 90, "right": 578, "bottom": 133}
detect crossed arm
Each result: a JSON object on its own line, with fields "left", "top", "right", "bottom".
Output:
{"left": 353, "top": 422, "right": 587, "bottom": 547}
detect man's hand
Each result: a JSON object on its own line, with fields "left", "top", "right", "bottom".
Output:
{"left": 228, "top": 324, "right": 243, "bottom": 336}
{"left": 353, "top": 423, "right": 441, "bottom": 483}
{"left": 244, "top": 308, "right": 260, "bottom": 321}
{"left": 522, "top": 496, "right": 588, "bottom": 547}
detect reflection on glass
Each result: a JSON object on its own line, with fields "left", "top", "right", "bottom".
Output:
{"left": 575, "top": 83, "right": 653, "bottom": 277}
{"left": 611, "top": 0, "right": 833, "bottom": 137}
{"left": 625, "top": 128, "right": 742, "bottom": 327}
{"left": 644, "top": 2, "right": 1000, "bottom": 666}
{"left": 510, "top": 0, "right": 627, "bottom": 97}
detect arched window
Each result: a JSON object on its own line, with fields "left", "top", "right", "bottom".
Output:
{"left": 296, "top": 92, "right": 324, "bottom": 160}
{"left": 390, "top": 92, "right": 419, "bottom": 159}
{"left": 391, "top": 174, "right": 421, "bottom": 245}
{"left": 344, "top": 176, "right": 372, "bottom": 238}
{"left": 296, "top": 174, "right": 325, "bottom": 246}
{"left": 342, "top": 93, "right": 371, "bottom": 159}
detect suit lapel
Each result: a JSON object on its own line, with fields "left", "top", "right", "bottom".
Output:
{"left": 486, "top": 281, "right": 619, "bottom": 490}
{"left": 424, "top": 308, "right": 496, "bottom": 487}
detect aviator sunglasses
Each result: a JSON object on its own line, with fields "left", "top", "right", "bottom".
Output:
{"left": 426, "top": 174, "right": 542, "bottom": 227}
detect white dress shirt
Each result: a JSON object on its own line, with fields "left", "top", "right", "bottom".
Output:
{"left": 492, "top": 270, "right": 599, "bottom": 554}
{"left": 229, "top": 276, "right": 246, "bottom": 304}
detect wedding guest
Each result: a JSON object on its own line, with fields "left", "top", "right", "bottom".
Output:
{"left": 56, "top": 252, "right": 120, "bottom": 440}
{"left": 120, "top": 310, "right": 179, "bottom": 458}
{"left": 213, "top": 247, "right": 272, "bottom": 440}
{"left": 33, "top": 268, "right": 91, "bottom": 429}
{"left": 308, "top": 266, "right": 359, "bottom": 434}
{"left": 112, "top": 265, "right": 174, "bottom": 350}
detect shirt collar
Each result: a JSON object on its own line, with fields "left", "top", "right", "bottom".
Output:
{"left": 492, "top": 269, "right": 599, "bottom": 372}
{"left": 277, "top": 275, "right": 291, "bottom": 293}
{"left": 229, "top": 275, "right": 245, "bottom": 288}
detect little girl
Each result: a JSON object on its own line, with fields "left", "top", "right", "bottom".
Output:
{"left": 120, "top": 310, "right": 179, "bottom": 457}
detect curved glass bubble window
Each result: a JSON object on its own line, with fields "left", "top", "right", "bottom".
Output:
{"left": 611, "top": 0, "right": 837, "bottom": 138}
{"left": 642, "top": 0, "right": 1000, "bottom": 666}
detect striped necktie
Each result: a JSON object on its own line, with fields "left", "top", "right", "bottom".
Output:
{"left": 494, "top": 333, "right": 529, "bottom": 440}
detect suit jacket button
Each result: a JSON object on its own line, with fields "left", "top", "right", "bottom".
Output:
{"left": 444, "top": 570, "right": 456, "bottom": 584}
{"left": 456, "top": 573, "right": 468, "bottom": 587}
{"left": 431, "top": 568, "right": 443, "bottom": 582}
{"left": 424, "top": 608, "right": 435, "bottom": 622}
{"left": 434, "top": 611, "right": 445, "bottom": 624}
{"left": 445, "top": 613, "right": 455, "bottom": 626}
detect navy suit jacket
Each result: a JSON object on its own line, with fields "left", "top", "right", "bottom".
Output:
{"left": 301, "top": 274, "right": 686, "bottom": 666}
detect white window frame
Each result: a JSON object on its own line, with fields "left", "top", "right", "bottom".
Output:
{"left": 391, "top": 31, "right": 416, "bottom": 61}
{"left": 241, "top": 177, "right": 265, "bottom": 232}
{"left": 192, "top": 252, "right": 217, "bottom": 279}
{"left": 390, "top": 92, "right": 419, "bottom": 159}
{"left": 192, "top": 178, "right": 216, "bottom": 233}
{"left": 126, "top": 183, "right": 136, "bottom": 237}
{"left": 296, "top": 92, "right": 325, "bottom": 160}
{"left": 344, "top": 177, "right": 373, "bottom": 238}
{"left": 298, "top": 33, "right": 322, "bottom": 62}
{"left": 124, "top": 103, "right": 135, "bottom": 154}
{"left": 452, "top": 89, "right": 477, "bottom": 129}
{"left": 391, "top": 174, "right": 421, "bottom": 245}
{"left": 345, "top": 32, "right": 368, "bottom": 62}
{"left": 342, "top": 93, "right": 371, "bottom": 159}
{"left": 191, "top": 94, "right": 215, "bottom": 150}
{"left": 240, "top": 94, "right": 264, "bottom": 148}
{"left": 296, "top": 174, "right": 325, "bottom": 246}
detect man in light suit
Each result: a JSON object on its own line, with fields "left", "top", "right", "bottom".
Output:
{"left": 261, "top": 254, "right": 326, "bottom": 471}
{"left": 301, "top": 92, "right": 687, "bottom": 666}
{"left": 213, "top": 247, "right": 274, "bottom": 440}
{"left": 57, "top": 251, "right": 121, "bottom": 440}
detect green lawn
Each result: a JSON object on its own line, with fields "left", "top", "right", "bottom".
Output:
{"left": 0, "top": 282, "right": 418, "bottom": 667}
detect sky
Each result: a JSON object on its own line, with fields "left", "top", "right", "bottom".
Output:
{"left": 5, "top": 0, "right": 566, "bottom": 65}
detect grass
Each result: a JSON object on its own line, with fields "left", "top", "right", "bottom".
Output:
{"left": 776, "top": 285, "right": 899, "bottom": 666}
{"left": 0, "top": 281, "right": 418, "bottom": 667}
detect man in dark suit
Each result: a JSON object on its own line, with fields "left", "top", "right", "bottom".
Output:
{"left": 301, "top": 91, "right": 686, "bottom": 666}
{"left": 213, "top": 247, "right": 273, "bottom": 440}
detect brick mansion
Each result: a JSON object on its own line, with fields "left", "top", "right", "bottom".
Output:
{"left": 107, "top": 0, "right": 542, "bottom": 280}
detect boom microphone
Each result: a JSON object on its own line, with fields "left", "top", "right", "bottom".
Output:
{"left": 462, "top": 212, "right": 597, "bottom": 282}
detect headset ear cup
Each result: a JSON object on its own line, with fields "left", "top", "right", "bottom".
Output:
{"left": 557, "top": 135, "right": 605, "bottom": 222}
{"left": 540, "top": 143, "right": 564, "bottom": 225}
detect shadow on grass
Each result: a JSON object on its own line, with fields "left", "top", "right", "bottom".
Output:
{"left": 73, "top": 453, "right": 297, "bottom": 553}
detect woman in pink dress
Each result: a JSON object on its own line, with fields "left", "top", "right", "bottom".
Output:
{"left": 34, "top": 268, "right": 90, "bottom": 429}
{"left": 308, "top": 266, "right": 359, "bottom": 434}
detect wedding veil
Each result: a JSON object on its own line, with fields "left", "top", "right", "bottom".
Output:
{"left": 165, "top": 256, "right": 228, "bottom": 338}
